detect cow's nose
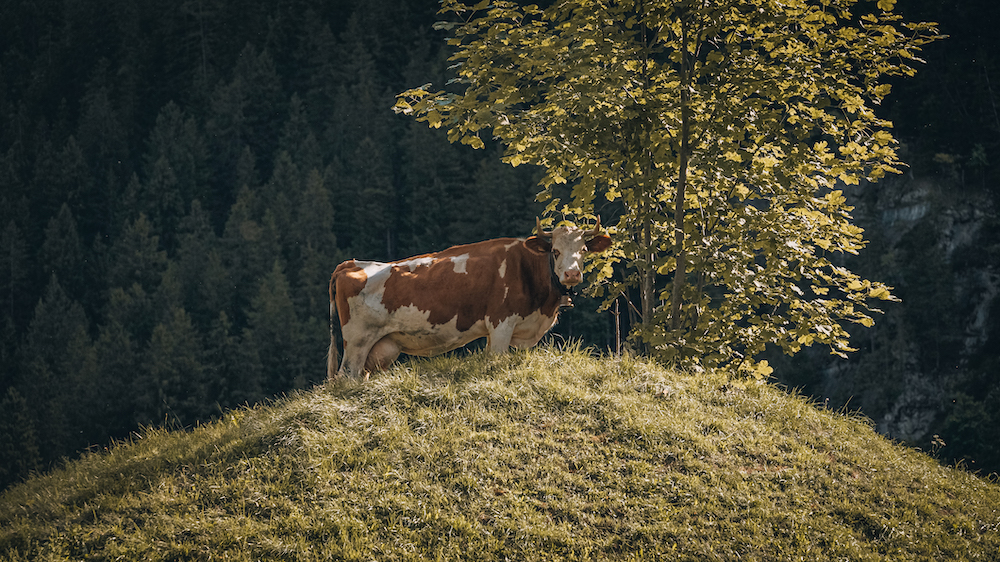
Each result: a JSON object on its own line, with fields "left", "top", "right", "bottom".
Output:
{"left": 563, "top": 269, "right": 582, "bottom": 285}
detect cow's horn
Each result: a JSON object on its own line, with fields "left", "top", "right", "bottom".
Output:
{"left": 586, "top": 216, "right": 602, "bottom": 238}
{"left": 535, "top": 216, "right": 552, "bottom": 238}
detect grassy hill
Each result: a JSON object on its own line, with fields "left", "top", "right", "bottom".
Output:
{"left": 1, "top": 347, "right": 998, "bottom": 561}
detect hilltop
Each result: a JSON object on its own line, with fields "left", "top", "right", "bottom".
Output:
{"left": 1, "top": 347, "right": 998, "bottom": 561}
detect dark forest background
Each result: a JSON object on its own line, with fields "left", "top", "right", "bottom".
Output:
{"left": 1, "top": 0, "right": 998, "bottom": 490}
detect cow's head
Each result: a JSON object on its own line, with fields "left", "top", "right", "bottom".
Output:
{"left": 525, "top": 217, "right": 613, "bottom": 288}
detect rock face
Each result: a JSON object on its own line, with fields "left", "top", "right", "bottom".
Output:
{"left": 772, "top": 167, "right": 1000, "bottom": 471}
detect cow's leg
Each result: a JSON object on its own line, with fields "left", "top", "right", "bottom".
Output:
{"left": 365, "top": 336, "right": 401, "bottom": 372}
{"left": 340, "top": 337, "right": 380, "bottom": 380}
{"left": 486, "top": 317, "right": 517, "bottom": 353}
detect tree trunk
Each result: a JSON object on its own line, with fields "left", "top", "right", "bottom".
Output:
{"left": 640, "top": 209, "right": 654, "bottom": 337}
{"left": 669, "top": 11, "right": 691, "bottom": 332}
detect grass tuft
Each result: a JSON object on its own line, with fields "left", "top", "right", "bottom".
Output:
{"left": 2, "top": 346, "right": 998, "bottom": 561}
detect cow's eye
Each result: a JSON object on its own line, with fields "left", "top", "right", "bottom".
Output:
{"left": 552, "top": 249, "right": 561, "bottom": 258}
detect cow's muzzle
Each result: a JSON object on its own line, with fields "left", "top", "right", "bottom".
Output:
{"left": 562, "top": 269, "right": 582, "bottom": 286}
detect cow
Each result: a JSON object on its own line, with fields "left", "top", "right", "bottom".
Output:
{"left": 326, "top": 217, "right": 613, "bottom": 380}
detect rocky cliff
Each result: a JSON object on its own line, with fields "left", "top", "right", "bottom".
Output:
{"left": 773, "top": 164, "right": 1000, "bottom": 474}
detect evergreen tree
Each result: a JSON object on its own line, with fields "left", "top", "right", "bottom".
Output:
{"left": 138, "top": 101, "right": 210, "bottom": 246}
{"left": 0, "top": 386, "right": 41, "bottom": 491}
{"left": 0, "top": 220, "right": 30, "bottom": 367}
{"left": 91, "top": 306, "right": 140, "bottom": 441}
{"left": 215, "top": 43, "right": 285, "bottom": 180}
{"left": 39, "top": 203, "right": 85, "bottom": 295}
{"left": 106, "top": 213, "right": 168, "bottom": 295}
{"left": 140, "top": 154, "right": 184, "bottom": 249}
{"left": 75, "top": 58, "right": 130, "bottom": 235}
{"left": 261, "top": 150, "right": 299, "bottom": 245}
{"left": 398, "top": 123, "right": 470, "bottom": 254}
{"left": 30, "top": 138, "right": 66, "bottom": 222}
{"left": 143, "top": 102, "right": 209, "bottom": 205}
{"left": 346, "top": 137, "right": 396, "bottom": 259}
{"left": 292, "top": 14, "right": 340, "bottom": 143}
{"left": 55, "top": 137, "right": 97, "bottom": 235}
{"left": 277, "top": 94, "right": 323, "bottom": 179}
{"left": 462, "top": 147, "right": 542, "bottom": 242}
{"left": 204, "top": 310, "right": 262, "bottom": 410}
{"left": 244, "top": 261, "right": 304, "bottom": 395}
{"left": 18, "top": 275, "right": 92, "bottom": 464}
{"left": 221, "top": 184, "right": 282, "bottom": 325}
{"left": 135, "top": 306, "right": 208, "bottom": 426}
{"left": 291, "top": 167, "right": 338, "bottom": 310}
{"left": 175, "top": 200, "right": 229, "bottom": 329}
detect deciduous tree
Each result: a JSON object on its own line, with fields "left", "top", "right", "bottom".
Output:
{"left": 396, "top": 0, "right": 940, "bottom": 369}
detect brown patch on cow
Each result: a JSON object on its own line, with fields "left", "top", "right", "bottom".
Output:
{"left": 379, "top": 238, "right": 561, "bottom": 332}
{"left": 586, "top": 234, "right": 612, "bottom": 253}
{"left": 330, "top": 260, "right": 367, "bottom": 326}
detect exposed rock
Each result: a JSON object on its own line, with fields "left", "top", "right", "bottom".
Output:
{"left": 773, "top": 168, "right": 998, "bottom": 467}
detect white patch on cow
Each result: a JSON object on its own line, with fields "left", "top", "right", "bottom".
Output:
{"left": 504, "top": 240, "right": 521, "bottom": 251}
{"left": 484, "top": 309, "right": 558, "bottom": 352}
{"left": 503, "top": 285, "right": 509, "bottom": 301}
{"left": 345, "top": 263, "right": 393, "bottom": 323}
{"left": 485, "top": 314, "right": 519, "bottom": 352}
{"left": 356, "top": 260, "right": 390, "bottom": 281}
{"left": 509, "top": 309, "right": 559, "bottom": 348}
{"left": 386, "top": 306, "right": 487, "bottom": 357}
{"left": 450, "top": 253, "right": 470, "bottom": 274}
{"left": 498, "top": 259, "right": 507, "bottom": 278}
{"left": 395, "top": 256, "right": 435, "bottom": 272}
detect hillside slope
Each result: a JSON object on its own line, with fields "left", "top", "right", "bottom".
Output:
{"left": 1, "top": 347, "right": 998, "bottom": 561}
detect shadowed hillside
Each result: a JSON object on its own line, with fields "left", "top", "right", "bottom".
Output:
{"left": 1, "top": 347, "right": 998, "bottom": 561}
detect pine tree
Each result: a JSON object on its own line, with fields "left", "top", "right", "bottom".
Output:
{"left": 56, "top": 137, "right": 97, "bottom": 235}
{"left": 221, "top": 184, "right": 281, "bottom": 325}
{"left": 143, "top": 101, "right": 209, "bottom": 205}
{"left": 19, "top": 275, "right": 92, "bottom": 464}
{"left": 462, "top": 146, "right": 542, "bottom": 243}
{"left": 207, "top": 43, "right": 285, "bottom": 181}
{"left": 175, "top": 200, "right": 229, "bottom": 329}
{"left": 244, "top": 261, "right": 304, "bottom": 395}
{"left": 291, "top": 167, "right": 338, "bottom": 313}
{"left": 277, "top": 94, "right": 323, "bottom": 179}
{"left": 0, "top": 220, "right": 30, "bottom": 358}
{"left": 135, "top": 306, "right": 208, "bottom": 427}
{"left": 138, "top": 102, "right": 210, "bottom": 246}
{"left": 92, "top": 307, "right": 140, "bottom": 441}
{"left": 39, "top": 203, "right": 85, "bottom": 295}
{"left": 0, "top": 386, "right": 41, "bottom": 491}
{"left": 398, "top": 122, "right": 470, "bottom": 254}
{"left": 75, "top": 59, "right": 130, "bottom": 235}
{"left": 204, "top": 310, "right": 262, "bottom": 410}
{"left": 292, "top": 15, "right": 340, "bottom": 147}
{"left": 346, "top": 137, "right": 396, "bottom": 259}
{"left": 261, "top": 150, "right": 299, "bottom": 246}
{"left": 106, "top": 213, "right": 168, "bottom": 294}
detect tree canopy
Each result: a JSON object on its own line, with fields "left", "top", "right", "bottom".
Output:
{"left": 396, "top": 0, "right": 941, "bottom": 370}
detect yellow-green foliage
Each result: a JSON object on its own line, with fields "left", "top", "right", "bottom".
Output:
{"left": 2, "top": 347, "right": 998, "bottom": 561}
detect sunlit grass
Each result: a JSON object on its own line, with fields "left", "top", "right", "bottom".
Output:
{"left": 2, "top": 345, "right": 998, "bottom": 560}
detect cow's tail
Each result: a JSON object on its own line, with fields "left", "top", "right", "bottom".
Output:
{"left": 327, "top": 275, "right": 340, "bottom": 380}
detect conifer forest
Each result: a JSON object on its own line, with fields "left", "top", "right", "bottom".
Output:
{"left": 1, "top": 0, "right": 999, "bottom": 489}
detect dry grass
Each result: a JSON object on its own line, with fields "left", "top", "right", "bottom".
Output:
{"left": 2, "top": 345, "right": 998, "bottom": 560}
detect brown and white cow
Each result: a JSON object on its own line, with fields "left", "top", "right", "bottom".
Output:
{"left": 327, "top": 218, "right": 612, "bottom": 380}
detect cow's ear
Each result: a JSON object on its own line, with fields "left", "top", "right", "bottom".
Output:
{"left": 524, "top": 236, "right": 552, "bottom": 254}
{"left": 586, "top": 234, "right": 612, "bottom": 253}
